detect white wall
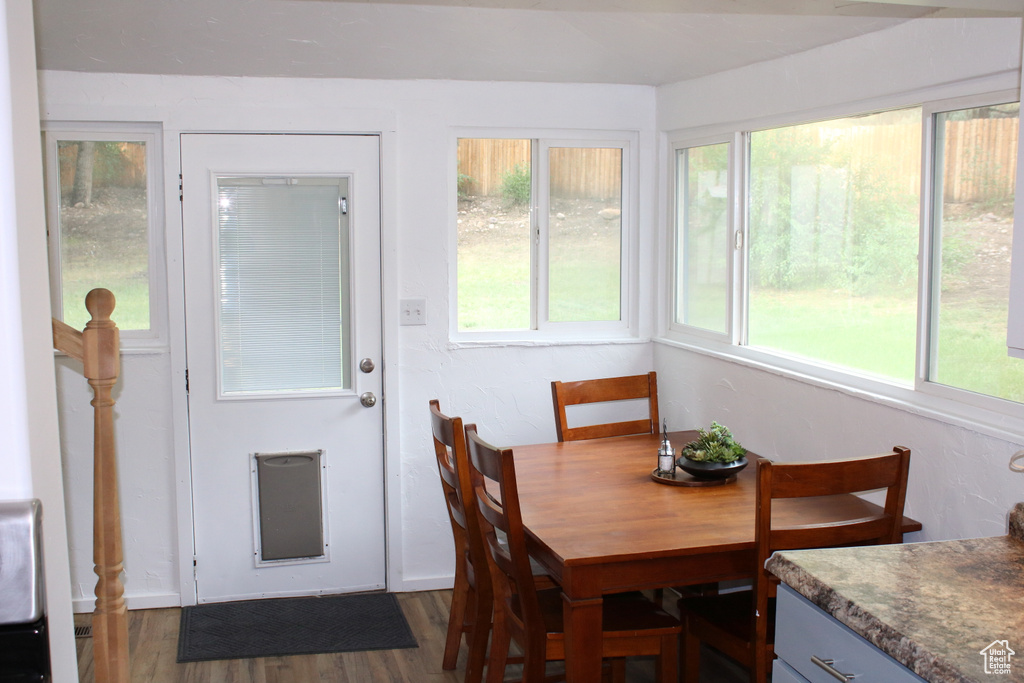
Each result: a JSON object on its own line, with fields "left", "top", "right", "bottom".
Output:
{"left": 38, "top": 71, "right": 658, "bottom": 604}
{"left": 2, "top": 0, "right": 77, "bottom": 678}
{"left": 655, "top": 16, "right": 1024, "bottom": 542}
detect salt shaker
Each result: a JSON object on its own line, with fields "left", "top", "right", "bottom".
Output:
{"left": 657, "top": 418, "right": 675, "bottom": 475}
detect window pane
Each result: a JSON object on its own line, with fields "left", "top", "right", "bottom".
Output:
{"left": 748, "top": 109, "right": 921, "bottom": 381}
{"left": 932, "top": 103, "right": 1024, "bottom": 402}
{"left": 457, "top": 139, "right": 532, "bottom": 331}
{"left": 56, "top": 140, "right": 150, "bottom": 330}
{"left": 548, "top": 147, "right": 622, "bottom": 322}
{"left": 217, "top": 177, "right": 350, "bottom": 395}
{"left": 675, "top": 143, "right": 729, "bottom": 333}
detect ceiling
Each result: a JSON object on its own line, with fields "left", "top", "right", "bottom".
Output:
{"left": 30, "top": 0, "right": 1021, "bottom": 86}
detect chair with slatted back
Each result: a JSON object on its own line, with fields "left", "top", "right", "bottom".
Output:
{"left": 430, "top": 400, "right": 555, "bottom": 683}
{"left": 679, "top": 446, "right": 911, "bottom": 683}
{"left": 465, "top": 423, "right": 682, "bottom": 683}
{"left": 551, "top": 372, "right": 659, "bottom": 442}
{"left": 430, "top": 400, "right": 492, "bottom": 683}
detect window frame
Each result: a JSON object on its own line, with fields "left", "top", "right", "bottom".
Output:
{"left": 450, "top": 128, "right": 638, "bottom": 343}
{"left": 917, "top": 90, "right": 1021, "bottom": 413}
{"left": 667, "top": 133, "right": 742, "bottom": 345}
{"left": 662, "top": 86, "right": 1024, "bottom": 442}
{"left": 42, "top": 121, "right": 167, "bottom": 350}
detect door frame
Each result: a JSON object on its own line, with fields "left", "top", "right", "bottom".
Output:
{"left": 166, "top": 125, "right": 403, "bottom": 606}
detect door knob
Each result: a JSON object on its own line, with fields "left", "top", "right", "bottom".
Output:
{"left": 360, "top": 392, "right": 377, "bottom": 408}
{"left": 359, "top": 358, "right": 375, "bottom": 373}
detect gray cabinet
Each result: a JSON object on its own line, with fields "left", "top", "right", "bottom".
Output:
{"left": 774, "top": 584, "right": 927, "bottom": 683}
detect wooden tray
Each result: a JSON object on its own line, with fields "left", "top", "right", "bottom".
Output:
{"left": 650, "top": 468, "right": 735, "bottom": 487}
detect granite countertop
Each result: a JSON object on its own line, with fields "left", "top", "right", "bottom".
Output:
{"left": 766, "top": 503, "right": 1024, "bottom": 683}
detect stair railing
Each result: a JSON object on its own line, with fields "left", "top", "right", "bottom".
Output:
{"left": 51, "top": 288, "right": 129, "bottom": 683}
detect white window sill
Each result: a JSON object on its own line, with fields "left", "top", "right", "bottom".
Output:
{"left": 448, "top": 336, "right": 650, "bottom": 350}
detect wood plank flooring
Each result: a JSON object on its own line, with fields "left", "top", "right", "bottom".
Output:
{"left": 74, "top": 590, "right": 747, "bottom": 682}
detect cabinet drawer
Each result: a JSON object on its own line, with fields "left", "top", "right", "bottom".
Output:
{"left": 773, "top": 659, "right": 810, "bottom": 683}
{"left": 775, "top": 584, "right": 926, "bottom": 683}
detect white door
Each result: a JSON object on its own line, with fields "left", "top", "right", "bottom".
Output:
{"left": 181, "top": 133, "right": 384, "bottom": 603}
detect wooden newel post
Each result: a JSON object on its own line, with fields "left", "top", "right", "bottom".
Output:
{"left": 82, "top": 289, "right": 130, "bottom": 683}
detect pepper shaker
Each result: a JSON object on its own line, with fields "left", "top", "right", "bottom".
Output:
{"left": 658, "top": 418, "right": 675, "bottom": 475}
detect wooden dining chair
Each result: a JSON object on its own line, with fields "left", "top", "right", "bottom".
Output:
{"left": 551, "top": 371, "right": 659, "bottom": 442}
{"left": 430, "top": 400, "right": 556, "bottom": 683}
{"left": 430, "top": 400, "right": 492, "bottom": 683}
{"left": 465, "top": 423, "right": 682, "bottom": 683}
{"left": 678, "top": 446, "right": 911, "bottom": 683}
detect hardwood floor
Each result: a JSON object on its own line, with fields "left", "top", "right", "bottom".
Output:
{"left": 74, "top": 590, "right": 747, "bottom": 682}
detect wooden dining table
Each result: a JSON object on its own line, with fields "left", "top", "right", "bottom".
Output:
{"left": 511, "top": 430, "right": 922, "bottom": 682}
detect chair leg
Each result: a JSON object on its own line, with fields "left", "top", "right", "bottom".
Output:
{"left": 443, "top": 567, "right": 471, "bottom": 670}
{"left": 656, "top": 634, "right": 678, "bottom": 683}
{"left": 464, "top": 589, "right": 491, "bottom": 683}
{"left": 485, "top": 614, "right": 512, "bottom": 683}
{"left": 609, "top": 658, "right": 627, "bottom": 683}
{"left": 681, "top": 627, "right": 701, "bottom": 683}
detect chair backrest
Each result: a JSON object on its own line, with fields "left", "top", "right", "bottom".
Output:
{"left": 429, "top": 400, "right": 491, "bottom": 596}
{"left": 551, "top": 371, "right": 659, "bottom": 442}
{"left": 464, "top": 425, "right": 546, "bottom": 658}
{"left": 751, "top": 446, "right": 911, "bottom": 677}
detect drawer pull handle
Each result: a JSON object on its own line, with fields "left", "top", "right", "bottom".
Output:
{"left": 812, "top": 655, "right": 856, "bottom": 681}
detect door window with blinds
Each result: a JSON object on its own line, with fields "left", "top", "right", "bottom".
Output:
{"left": 215, "top": 176, "right": 352, "bottom": 397}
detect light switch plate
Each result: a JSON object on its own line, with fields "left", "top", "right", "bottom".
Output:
{"left": 400, "top": 298, "right": 426, "bottom": 325}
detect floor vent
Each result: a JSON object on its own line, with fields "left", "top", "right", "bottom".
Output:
{"left": 74, "top": 625, "right": 92, "bottom": 639}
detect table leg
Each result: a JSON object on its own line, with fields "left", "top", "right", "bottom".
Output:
{"left": 561, "top": 592, "right": 603, "bottom": 682}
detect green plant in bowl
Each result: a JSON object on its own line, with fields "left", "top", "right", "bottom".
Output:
{"left": 679, "top": 422, "right": 746, "bottom": 464}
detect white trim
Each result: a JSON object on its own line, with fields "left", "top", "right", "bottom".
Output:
{"left": 447, "top": 336, "right": 650, "bottom": 350}
{"left": 73, "top": 592, "right": 183, "bottom": 613}
{"left": 378, "top": 123, "right": 404, "bottom": 595}
{"left": 394, "top": 574, "right": 456, "bottom": 593}
{"left": 168, "top": 129, "right": 196, "bottom": 607}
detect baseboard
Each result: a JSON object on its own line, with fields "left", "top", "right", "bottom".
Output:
{"left": 392, "top": 574, "right": 455, "bottom": 593}
{"left": 73, "top": 592, "right": 182, "bottom": 614}
{"left": 71, "top": 579, "right": 460, "bottom": 612}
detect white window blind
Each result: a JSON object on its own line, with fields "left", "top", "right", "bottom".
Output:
{"left": 216, "top": 177, "right": 350, "bottom": 396}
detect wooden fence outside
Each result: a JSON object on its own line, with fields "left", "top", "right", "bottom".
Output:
{"left": 60, "top": 125, "right": 1020, "bottom": 205}
{"left": 837, "top": 117, "right": 1018, "bottom": 203}
{"left": 461, "top": 121, "right": 1018, "bottom": 205}
{"left": 943, "top": 117, "right": 1018, "bottom": 203}
{"left": 458, "top": 139, "right": 622, "bottom": 200}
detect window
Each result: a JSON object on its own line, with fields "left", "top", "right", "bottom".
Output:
{"left": 929, "top": 101, "right": 1022, "bottom": 403}
{"left": 670, "top": 94, "right": 1024, "bottom": 414}
{"left": 216, "top": 176, "right": 351, "bottom": 396}
{"left": 43, "top": 124, "right": 163, "bottom": 342}
{"left": 748, "top": 108, "right": 922, "bottom": 382}
{"left": 455, "top": 135, "right": 631, "bottom": 338}
{"left": 673, "top": 140, "right": 732, "bottom": 336}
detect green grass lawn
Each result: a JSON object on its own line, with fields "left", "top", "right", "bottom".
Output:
{"left": 61, "top": 242, "right": 150, "bottom": 331}
{"left": 749, "top": 289, "right": 918, "bottom": 382}
{"left": 750, "top": 288, "right": 1024, "bottom": 403}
